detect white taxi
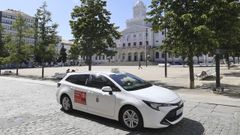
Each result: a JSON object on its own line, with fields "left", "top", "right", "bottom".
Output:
{"left": 56, "top": 71, "right": 183, "bottom": 130}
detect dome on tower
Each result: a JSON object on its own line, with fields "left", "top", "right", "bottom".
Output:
{"left": 134, "top": 0, "right": 145, "bottom": 7}
{"left": 133, "top": 0, "right": 146, "bottom": 19}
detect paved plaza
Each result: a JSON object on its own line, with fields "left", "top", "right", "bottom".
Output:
{"left": 3, "top": 65, "right": 240, "bottom": 97}
{"left": 0, "top": 74, "right": 240, "bottom": 135}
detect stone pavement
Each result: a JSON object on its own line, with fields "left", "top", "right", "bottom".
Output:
{"left": 0, "top": 76, "right": 240, "bottom": 135}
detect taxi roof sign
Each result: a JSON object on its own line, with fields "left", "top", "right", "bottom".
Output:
{"left": 111, "top": 68, "right": 120, "bottom": 73}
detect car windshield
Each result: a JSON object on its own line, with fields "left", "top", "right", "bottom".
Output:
{"left": 110, "top": 73, "right": 152, "bottom": 91}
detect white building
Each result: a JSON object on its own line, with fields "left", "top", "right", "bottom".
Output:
{"left": 0, "top": 9, "right": 35, "bottom": 45}
{"left": 114, "top": 0, "right": 166, "bottom": 63}
{"left": 113, "top": 0, "right": 213, "bottom": 65}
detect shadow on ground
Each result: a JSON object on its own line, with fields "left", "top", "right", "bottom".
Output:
{"left": 149, "top": 79, "right": 240, "bottom": 99}
{"left": 0, "top": 74, "right": 59, "bottom": 82}
{"left": 223, "top": 71, "right": 240, "bottom": 77}
{"left": 64, "top": 110, "right": 204, "bottom": 135}
{"left": 148, "top": 80, "right": 187, "bottom": 90}
{"left": 201, "top": 83, "right": 240, "bottom": 98}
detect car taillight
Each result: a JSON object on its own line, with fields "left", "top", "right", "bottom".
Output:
{"left": 57, "top": 83, "right": 61, "bottom": 88}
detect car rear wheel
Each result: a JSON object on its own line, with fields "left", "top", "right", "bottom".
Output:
{"left": 120, "top": 106, "right": 143, "bottom": 130}
{"left": 61, "top": 95, "right": 72, "bottom": 112}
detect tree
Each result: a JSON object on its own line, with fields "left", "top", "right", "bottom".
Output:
{"left": 0, "top": 24, "right": 5, "bottom": 75}
{"left": 7, "top": 14, "right": 33, "bottom": 76}
{"left": 68, "top": 44, "right": 80, "bottom": 65}
{"left": 70, "top": 0, "right": 121, "bottom": 71}
{"left": 45, "top": 44, "right": 58, "bottom": 63}
{"left": 34, "top": 1, "right": 59, "bottom": 78}
{"left": 0, "top": 35, "right": 12, "bottom": 73}
{"left": 206, "top": 0, "right": 240, "bottom": 69}
{"left": 147, "top": 0, "right": 217, "bottom": 89}
{"left": 0, "top": 24, "right": 4, "bottom": 53}
{"left": 58, "top": 44, "right": 67, "bottom": 64}
{"left": 33, "top": 17, "right": 39, "bottom": 64}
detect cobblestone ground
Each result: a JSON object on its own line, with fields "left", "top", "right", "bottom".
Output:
{"left": 0, "top": 77, "right": 240, "bottom": 135}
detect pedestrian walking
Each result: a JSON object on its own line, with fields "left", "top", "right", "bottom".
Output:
{"left": 138, "top": 61, "right": 143, "bottom": 69}
{"left": 66, "top": 69, "right": 70, "bottom": 73}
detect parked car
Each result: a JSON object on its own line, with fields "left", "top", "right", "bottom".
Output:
{"left": 56, "top": 71, "right": 184, "bottom": 130}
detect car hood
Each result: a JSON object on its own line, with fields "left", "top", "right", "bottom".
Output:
{"left": 129, "top": 85, "right": 180, "bottom": 103}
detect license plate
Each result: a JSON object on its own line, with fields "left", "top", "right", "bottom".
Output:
{"left": 176, "top": 107, "right": 183, "bottom": 116}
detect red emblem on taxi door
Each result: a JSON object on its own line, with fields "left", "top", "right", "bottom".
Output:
{"left": 74, "top": 90, "right": 86, "bottom": 105}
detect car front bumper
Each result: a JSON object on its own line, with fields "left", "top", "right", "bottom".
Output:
{"left": 140, "top": 100, "right": 184, "bottom": 128}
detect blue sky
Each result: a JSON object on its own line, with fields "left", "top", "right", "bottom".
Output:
{"left": 0, "top": 0, "right": 151, "bottom": 40}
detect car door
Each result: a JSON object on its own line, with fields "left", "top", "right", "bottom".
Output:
{"left": 86, "top": 74, "right": 116, "bottom": 117}
{"left": 65, "top": 74, "right": 89, "bottom": 111}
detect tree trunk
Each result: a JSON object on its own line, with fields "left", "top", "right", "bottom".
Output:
{"left": 215, "top": 53, "right": 221, "bottom": 88}
{"left": 0, "top": 68, "right": 1, "bottom": 75}
{"left": 238, "top": 56, "right": 239, "bottom": 64}
{"left": 88, "top": 56, "right": 92, "bottom": 71}
{"left": 16, "top": 63, "right": 19, "bottom": 76}
{"left": 233, "top": 56, "right": 235, "bottom": 64}
{"left": 226, "top": 54, "right": 230, "bottom": 70}
{"left": 164, "top": 51, "right": 168, "bottom": 78}
{"left": 182, "top": 57, "right": 185, "bottom": 67}
{"left": 188, "top": 56, "right": 195, "bottom": 89}
{"left": 42, "top": 62, "right": 44, "bottom": 78}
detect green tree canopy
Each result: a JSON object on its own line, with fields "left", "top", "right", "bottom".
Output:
{"left": 6, "top": 14, "right": 33, "bottom": 75}
{"left": 58, "top": 44, "right": 67, "bottom": 63}
{"left": 0, "top": 23, "right": 9, "bottom": 59}
{"left": 206, "top": 0, "right": 240, "bottom": 68}
{"left": 34, "top": 1, "right": 59, "bottom": 78}
{"left": 0, "top": 24, "right": 7, "bottom": 75}
{"left": 68, "top": 44, "right": 80, "bottom": 62}
{"left": 147, "top": 0, "right": 219, "bottom": 88}
{"left": 0, "top": 24, "right": 4, "bottom": 56}
{"left": 147, "top": 0, "right": 240, "bottom": 88}
{"left": 70, "top": 0, "right": 121, "bottom": 71}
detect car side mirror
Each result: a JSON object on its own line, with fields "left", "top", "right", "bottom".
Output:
{"left": 102, "top": 86, "right": 113, "bottom": 95}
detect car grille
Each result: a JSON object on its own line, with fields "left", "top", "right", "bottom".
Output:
{"left": 160, "top": 103, "right": 184, "bottom": 125}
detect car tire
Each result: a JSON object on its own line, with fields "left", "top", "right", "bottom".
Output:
{"left": 120, "top": 106, "right": 143, "bottom": 130}
{"left": 61, "top": 95, "right": 72, "bottom": 112}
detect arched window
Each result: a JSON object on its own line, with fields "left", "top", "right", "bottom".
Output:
{"left": 134, "top": 52, "right": 138, "bottom": 61}
{"left": 128, "top": 53, "right": 132, "bottom": 61}
{"left": 122, "top": 53, "right": 125, "bottom": 61}
{"left": 140, "top": 52, "right": 144, "bottom": 61}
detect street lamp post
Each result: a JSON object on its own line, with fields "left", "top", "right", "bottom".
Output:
{"left": 145, "top": 28, "right": 148, "bottom": 67}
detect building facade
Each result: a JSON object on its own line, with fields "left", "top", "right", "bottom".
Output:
{"left": 113, "top": 1, "right": 214, "bottom": 65}
{"left": 56, "top": 38, "right": 74, "bottom": 54}
{"left": 114, "top": 0, "right": 166, "bottom": 63}
{"left": 0, "top": 9, "right": 35, "bottom": 45}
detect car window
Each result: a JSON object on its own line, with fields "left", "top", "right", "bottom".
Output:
{"left": 66, "top": 74, "right": 89, "bottom": 86}
{"left": 110, "top": 73, "right": 152, "bottom": 91}
{"left": 87, "top": 75, "right": 120, "bottom": 91}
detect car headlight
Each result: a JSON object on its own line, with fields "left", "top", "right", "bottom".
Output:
{"left": 143, "top": 101, "right": 173, "bottom": 111}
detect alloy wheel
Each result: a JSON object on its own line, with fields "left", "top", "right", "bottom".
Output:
{"left": 123, "top": 109, "right": 139, "bottom": 129}
{"left": 62, "top": 96, "right": 72, "bottom": 112}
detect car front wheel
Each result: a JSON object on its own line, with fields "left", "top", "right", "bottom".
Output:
{"left": 120, "top": 106, "right": 143, "bottom": 130}
{"left": 61, "top": 95, "right": 72, "bottom": 112}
